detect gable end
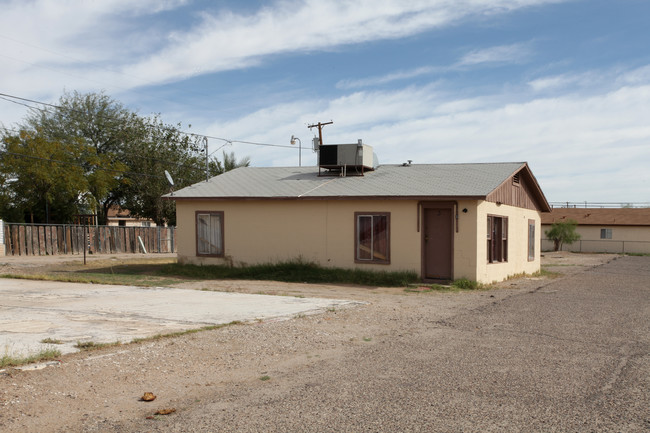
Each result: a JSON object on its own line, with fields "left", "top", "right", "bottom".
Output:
{"left": 486, "top": 164, "right": 550, "bottom": 212}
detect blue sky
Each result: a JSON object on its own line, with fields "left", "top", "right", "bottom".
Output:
{"left": 1, "top": 0, "right": 649, "bottom": 204}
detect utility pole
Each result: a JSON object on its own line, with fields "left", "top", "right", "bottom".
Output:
{"left": 204, "top": 136, "right": 209, "bottom": 182}
{"left": 308, "top": 121, "right": 333, "bottom": 147}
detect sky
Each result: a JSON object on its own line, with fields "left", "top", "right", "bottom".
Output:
{"left": 1, "top": 0, "right": 649, "bottom": 205}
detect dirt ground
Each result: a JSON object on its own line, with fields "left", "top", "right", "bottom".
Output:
{"left": 0, "top": 251, "right": 637, "bottom": 432}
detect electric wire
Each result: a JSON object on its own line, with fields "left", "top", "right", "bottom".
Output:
{"left": 0, "top": 91, "right": 299, "bottom": 151}
{"left": 1, "top": 123, "right": 207, "bottom": 173}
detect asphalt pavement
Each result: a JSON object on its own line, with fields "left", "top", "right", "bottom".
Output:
{"left": 135, "top": 255, "right": 650, "bottom": 432}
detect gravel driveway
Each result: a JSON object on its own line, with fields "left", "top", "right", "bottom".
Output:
{"left": 1, "top": 253, "right": 648, "bottom": 432}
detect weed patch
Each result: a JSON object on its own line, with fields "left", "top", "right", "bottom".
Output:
{"left": 0, "top": 272, "right": 181, "bottom": 287}
{"left": 451, "top": 279, "right": 483, "bottom": 290}
{"left": 533, "top": 268, "right": 562, "bottom": 278}
{"left": 130, "top": 321, "right": 242, "bottom": 344}
{"left": 1, "top": 348, "right": 61, "bottom": 368}
{"left": 158, "top": 258, "right": 419, "bottom": 287}
{"left": 75, "top": 341, "right": 122, "bottom": 351}
{"left": 406, "top": 279, "right": 488, "bottom": 293}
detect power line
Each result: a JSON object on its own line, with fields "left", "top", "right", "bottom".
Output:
{"left": 0, "top": 34, "right": 234, "bottom": 115}
{"left": 0, "top": 91, "right": 300, "bottom": 151}
{"left": 1, "top": 124, "right": 206, "bottom": 173}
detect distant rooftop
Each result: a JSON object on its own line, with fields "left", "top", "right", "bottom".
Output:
{"left": 550, "top": 202, "right": 650, "bottom": 209}
{"left": 542, "top": 208, "right": 650, "bottom": 226}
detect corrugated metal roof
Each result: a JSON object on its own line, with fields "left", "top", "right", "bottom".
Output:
{"left": 167, "top": 162, "right": 526, "bottom": 200}
{"left": 541, "top": 208, "right": 650, "bottom": 226}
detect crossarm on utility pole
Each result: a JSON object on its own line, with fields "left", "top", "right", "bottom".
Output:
{"left": 308, "top": 121, "right": 333, "bottom": 146}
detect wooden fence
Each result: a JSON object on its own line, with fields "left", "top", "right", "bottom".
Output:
{"left": 2, "top": 223, "right": 175, "bottom": 256}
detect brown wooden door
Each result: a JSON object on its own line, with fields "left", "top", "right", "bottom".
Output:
{"left": 424, "top": 208, "right": 452, "bottom": 280}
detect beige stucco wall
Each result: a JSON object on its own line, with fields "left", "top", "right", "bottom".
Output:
{"left": 176, "top": 199, "right": 423, "bottom": 273}
{"left": 474, "top": 201, "right": 542, "bottom": 283}
{"left": 542, "top": 225, "right": 650, "bottom": 253}
{"left": 176, "top": 199, "right": 541, "bottom": 283}
{"left": 450, "top": 200, "right": 479, "bottom": 281}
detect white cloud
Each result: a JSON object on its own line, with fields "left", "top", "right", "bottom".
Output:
{"left": 528, "top": 70, "right": 629, "bottom": 92}
{"left": 0, "top": 0, "right": 566, "bottom": 120}
{"left": 457, "top": 42, "right": 531, "bottom": 66}
{"left": 337, "top": 67, "right": 439, "bottom": 89}
{"left": 122, "top": 0, "right": 563, "bottom": 86}
{"left": 619, "top": 64, "right": 650, "bottom": 85}
{"left": 337, "top": 42, "right": 533, "bottom": 91}
{"left": 206, "top": 75, "right": 650, "bottom": 202}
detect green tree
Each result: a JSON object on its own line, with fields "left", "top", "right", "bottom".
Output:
{"left": 20, "top": 91, "right": 139, "bottom": 224}
{"left": 214, "top": 151, "right": 251, "bottom": 174}
{"left": 119, "top": 116, "right": 206, "bottom": 226}
{"left": 545, "top": 219, "right": 581, "bottom": 251}
{"left": 3, "top": 91, "right": 250, "bottom": 225}
{"left": 0, "top": 130, "right": 88, "bottom": 223}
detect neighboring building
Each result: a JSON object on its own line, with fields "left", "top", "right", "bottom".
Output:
{"left": 541, "top": 208, "right": 650, "bottom": 253}
{"left": 166, "top": 151, "right": 550, "bottom": 284}
{"left": 107, "top": 206, "right": 158, "bottom": 227}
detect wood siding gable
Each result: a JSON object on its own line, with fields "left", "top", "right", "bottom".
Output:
{"left": 486, "top": 164, "right": 551, "bottom": 212}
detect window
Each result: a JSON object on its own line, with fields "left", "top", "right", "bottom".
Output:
{"left": 355, "top": 212, "right": 390, "bottom": 263}
{"left": 528, "top": 220, "right": 535, "bottom": 261}
{"left": 141, "top": 222, "right": 151, "bottom": 227}
{"left": 600, "top": 228, "right": 612, "bottom": 239}
{"left": 196, "top": 211, "right": 224, "bottom": 256}
{"left": 487, "top": 215, "right": 508, "bottom": 263}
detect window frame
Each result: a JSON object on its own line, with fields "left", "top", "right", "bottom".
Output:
{"left": 354, "top": 212, "right": 390, "bottom": 264}
{"left": 487, "top": 214, "right": 508, "bottom": 263}
{"left": 195, "top": 211, "right": 225, "bottom": 257}
{"left": 528, "top": 219, "right": 535, "bottom": 262}
{"left": 600, "top": 228, "right": 612, "bottom": 239}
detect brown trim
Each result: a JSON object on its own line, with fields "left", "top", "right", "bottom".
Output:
{"left": 486, "top": 163, "right": 551, "bottom": 212}
{"left": 528, "top": 219, "right": 535, "bottom": 262}
{"left": 354, "top": 212, "right": 391, "bottom": 265}
{"left": 420, "top": 202, "right": 455, "bottom": 282}
{"left": 487, "top": 214, "right": 508, "bottom": 263}
{"left": 195, "top": 210, "right": 225, "bottom": 257}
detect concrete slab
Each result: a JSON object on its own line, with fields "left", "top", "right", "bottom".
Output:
{"left": 0, "top": 278, "right": 360, "bottom": 358}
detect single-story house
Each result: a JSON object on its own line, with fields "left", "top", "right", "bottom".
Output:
{"left": 107, "top": 206, "right": 158, "bottom": 227}
{"left": 542, "top": 208, "right": 650, "bottom": 254}
{"left": 166, "top": 149, "right": 550, "bottom": 283}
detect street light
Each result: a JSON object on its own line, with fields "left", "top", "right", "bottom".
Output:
{"left": 290, "top": 135, "right": 302, "bottom": 167}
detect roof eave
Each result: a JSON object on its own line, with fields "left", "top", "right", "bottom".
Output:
{"left": 164, "top": 195, "right": 488, "bottom": 202}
